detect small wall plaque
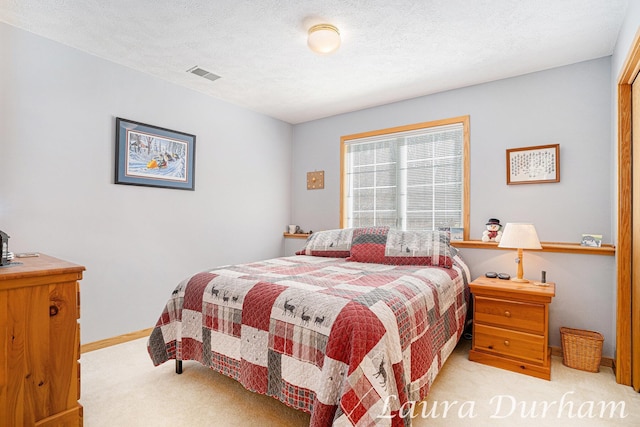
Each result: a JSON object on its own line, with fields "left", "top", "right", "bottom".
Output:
{"left": 307, "top": 171, "right": 324, "bottom": 190}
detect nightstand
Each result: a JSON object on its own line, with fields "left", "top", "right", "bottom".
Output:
{"left": 468, "top": 276, "right": 555, "bottom": 380}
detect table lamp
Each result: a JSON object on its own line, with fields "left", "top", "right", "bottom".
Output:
{"left": 498, "top": 223, "right": 542, "bottom": 282}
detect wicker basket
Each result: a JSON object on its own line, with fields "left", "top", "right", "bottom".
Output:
{"left": 560, "top": 327, "right": 604, "bottom": 373}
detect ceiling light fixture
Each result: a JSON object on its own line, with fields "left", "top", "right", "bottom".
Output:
{"left": 307, "top": 24, "right": 341, "bottom": 54}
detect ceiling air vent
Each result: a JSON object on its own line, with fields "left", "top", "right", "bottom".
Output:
{"left": 187, "top": 66, "right": 221, "bottom": 82}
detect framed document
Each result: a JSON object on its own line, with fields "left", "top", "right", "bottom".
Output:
{"left": 506, "top": 144, "right": 559, "bottom": 185}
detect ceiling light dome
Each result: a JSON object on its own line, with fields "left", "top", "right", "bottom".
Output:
{"left": 307, "top": 24, "right": 341, "bottom": 54}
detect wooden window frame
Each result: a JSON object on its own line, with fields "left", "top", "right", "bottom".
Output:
{"left": 340, "top": 115, "right": 470, "bottom": 239}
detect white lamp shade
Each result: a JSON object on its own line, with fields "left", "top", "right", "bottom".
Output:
{"left": 498, "top": 223, "right": 542, "bottom": 249}
{"left": 308, "top": 24, "right": 341, "bottom": 54}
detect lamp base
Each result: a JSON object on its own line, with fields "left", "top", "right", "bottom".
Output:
{"left": 511, "top": 278, "right": 529, "bottom": 283}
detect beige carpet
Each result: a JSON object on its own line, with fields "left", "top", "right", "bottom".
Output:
{"left": 80, "top": 337, "right": 639, "bottom": 426}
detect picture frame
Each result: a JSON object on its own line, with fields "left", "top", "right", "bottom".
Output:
{"left": 438, "top": 226, "right": 463, "bottom": 241}
{"left": 581, "top": 234, "right": 602, "bottom": 247}
{"left": 450, "top": 227, "right": 464, "bottom": 241}
{"left": 506, "top": 144, "right": 559, "bottom": 185}
{"left": 115, "top": 117, "right": 195, "bottom": 190}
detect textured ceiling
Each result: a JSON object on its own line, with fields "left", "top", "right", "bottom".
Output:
{"left": 0, "top": 0, "right": 629, "bottom": 124}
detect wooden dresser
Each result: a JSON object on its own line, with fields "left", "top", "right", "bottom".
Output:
{"left": 0, "top": 254, "right": 85, "bottom": 426}
{"left": 468, "top": 276, "right": 555, "bottom": 380}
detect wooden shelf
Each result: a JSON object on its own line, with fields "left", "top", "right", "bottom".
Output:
{"left": 451, "top": 240, "right": 615, "bottom": 256}
{"left": 280, "top": 233, "right": 615, "bottom": 255}
{"left": 283, "top": 233, "right": 311, "bottom": 239}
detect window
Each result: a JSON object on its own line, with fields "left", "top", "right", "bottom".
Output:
{"left": 340, "top": 116, "right": 469, "bottom": 239}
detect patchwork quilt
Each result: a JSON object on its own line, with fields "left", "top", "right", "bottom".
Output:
{"left": 147, "top": 255, "right": 470, "bottom": 426}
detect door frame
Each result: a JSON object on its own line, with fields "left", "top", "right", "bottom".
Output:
{"left": 617, "top": 28, "right": 640, "bottom": 387}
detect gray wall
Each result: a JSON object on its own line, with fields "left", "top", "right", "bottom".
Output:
{"left": 291, "top": 58, "right": 616, "bottom": 356}
{"left": 1, "top": 17, "right": 625, "bottom": 358}
{"left": 612, "top": 2, "right": 640, "bottom": 101}
{"left": 0, "top": 23, "right": 293, "bottom": 343}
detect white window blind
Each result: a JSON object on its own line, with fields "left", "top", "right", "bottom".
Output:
{"left": 344, "top": 122, "right": 464, "bottom": 231}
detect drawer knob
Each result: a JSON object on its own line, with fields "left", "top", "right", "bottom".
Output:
{"left": 504, "top": 310, "right": 511, "bottom": 318}
{"left": 504, "top": 340, "right": 510, "bottom": 346}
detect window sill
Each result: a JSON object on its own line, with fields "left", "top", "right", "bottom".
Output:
{"left": 451, "top": 240, "right": 615, "bottom": 256}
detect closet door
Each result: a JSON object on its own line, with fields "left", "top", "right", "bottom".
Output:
{"left": 632, "top": 75, "right": 640, "bottom": 392}
{"left": 617, "top": 29, "right": 640, "bottom": 391}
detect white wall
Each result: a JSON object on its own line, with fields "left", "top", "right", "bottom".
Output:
{"left": 291, "top": 58, "right": 616, "bottom": 356}
{"left": 612, "top": 3, "right": 640, "bottom": 84}
{"left": 0, "top": 23, "right": 293, "bottom": 343}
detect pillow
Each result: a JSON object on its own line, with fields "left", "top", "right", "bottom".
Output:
{"left": 295, "top": 228, "right": 355, "bottom": 257}
{"left": 348, "top": 227, "right": 453, "bottom": 268}
{"left": 346, "top": 226, "right": 390, "bottom": 263}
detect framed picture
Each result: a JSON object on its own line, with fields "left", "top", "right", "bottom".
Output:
{"left": 506, "top": 144, "right": 559, "bottom": 185}
{"left": 450, "top": 227, "right": 464, "bottom": 241}
{"left": 438, "top": 226, "right": 463, "bottom": 241}
{"left": 115, "top": 118, "right": 195, "bottom": 190}
{"left": 581, "top": 234, "right": 602, "bottom": 247}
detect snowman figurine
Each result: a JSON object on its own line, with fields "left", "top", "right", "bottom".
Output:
{"left": 482, "top": 218, "right": 503, "bottom": 242}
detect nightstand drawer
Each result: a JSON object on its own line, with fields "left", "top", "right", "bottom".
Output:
{"left": 474, "top": 324, "right": 546, "bottom": 363}
{"left": 474, "top": 296, "right": 545, "bottom": 334}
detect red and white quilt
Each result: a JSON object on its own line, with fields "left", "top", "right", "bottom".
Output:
{"left": 148, "top": 255, "right": 470, "bottom": 426}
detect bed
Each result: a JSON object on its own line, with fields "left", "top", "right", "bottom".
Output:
{"left": 147, "top": 227, "right": 470, "bottom": 426}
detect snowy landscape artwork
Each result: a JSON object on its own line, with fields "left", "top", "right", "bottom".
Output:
{"left": 115, "top": 118, "right": 195, "bottom": 190}
{"left": 125, "top": 130, "right": 188, "bottom": 182}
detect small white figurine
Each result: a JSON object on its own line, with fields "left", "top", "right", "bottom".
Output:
{"left": 482, "top": 218, "right": 503, "bottom": 242}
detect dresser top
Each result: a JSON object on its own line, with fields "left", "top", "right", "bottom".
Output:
{"left": 0, "top": 254, "right": 84, "bottom": 289}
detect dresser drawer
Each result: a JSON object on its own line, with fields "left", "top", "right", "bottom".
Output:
{"left": 474, "top": 296, "right": 545, "bottom": 333}
{"left": 474, "top": 324, "right": 546, "bottom": 363}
